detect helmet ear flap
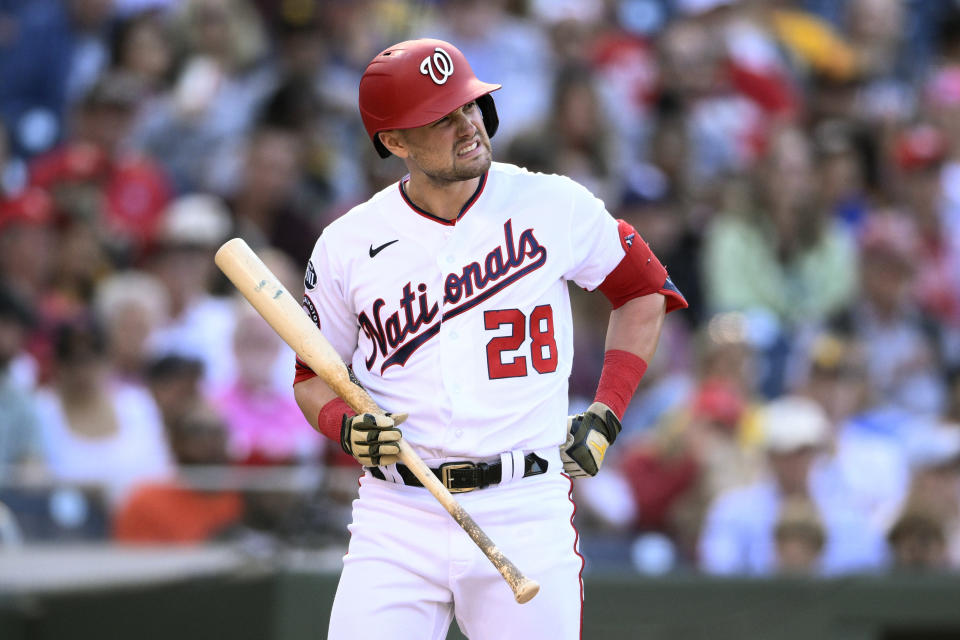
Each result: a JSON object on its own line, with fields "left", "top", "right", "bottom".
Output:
{"left": 477, "top": 93, "right": 499, "bottom": 139}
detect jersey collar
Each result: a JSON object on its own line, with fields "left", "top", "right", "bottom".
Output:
{"left": 398, "top": 171, "right": 488, "bottom": 226}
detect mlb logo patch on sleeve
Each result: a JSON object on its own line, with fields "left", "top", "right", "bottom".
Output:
{"left": 304, "top": 261, "right": 317, "bottom": 290}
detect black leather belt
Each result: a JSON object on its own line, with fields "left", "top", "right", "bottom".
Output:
{"left": 367, "top": 453, "right": 548, "bottom": 493}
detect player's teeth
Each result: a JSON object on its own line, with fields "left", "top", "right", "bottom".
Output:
{"left": 459, "top": 141, "right": 478, "bottom": 155}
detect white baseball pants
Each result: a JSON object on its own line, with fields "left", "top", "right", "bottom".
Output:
{"left": 327, "top": 466, "right": 583, "bottom": 640}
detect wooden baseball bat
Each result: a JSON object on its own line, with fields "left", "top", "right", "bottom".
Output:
{"left": 215, "top": 238, "right": 539, "bottom": 604}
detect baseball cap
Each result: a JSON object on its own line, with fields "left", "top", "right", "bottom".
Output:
{"left": 692, "top": 380, "right": 745, "bottom": 429}
{"left": 103, "top": 158, "right": 173, "bottom": 248}
{"left": 762, "top": 396, "right": 830, "bottom": 453}
{"left": 894, "top": 124, "right": 947, "bottom": 172}
{"left": 807, "top": 332, "right": 866, "bottom": 379}
{"left": 157, "top": 194, "right": 231, "bottom": 247}
{"left": 0, "top": 188, "right": 54, "bottom": 232}
{"left": 28, "top": 143, "right": 111, "bottom": 188}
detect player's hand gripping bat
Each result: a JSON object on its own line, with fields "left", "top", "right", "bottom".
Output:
{"left": 215, "top": 238, "right": 540, "bottom": 604}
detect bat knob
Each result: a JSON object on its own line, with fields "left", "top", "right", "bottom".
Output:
{"left": 514, "top": 579, "right": 540, "bottom": 604}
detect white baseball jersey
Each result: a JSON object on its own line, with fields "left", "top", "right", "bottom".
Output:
{"left": 300, "top": 162, "right": 624, "bottom": 463}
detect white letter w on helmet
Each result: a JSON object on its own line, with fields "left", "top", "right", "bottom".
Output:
{"left": 420, "top": 47, "right": 455, "bottom": 85}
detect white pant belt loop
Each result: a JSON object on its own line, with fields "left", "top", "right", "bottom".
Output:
{"left": 379, "top": 463, "right": 404, "bottom": 485}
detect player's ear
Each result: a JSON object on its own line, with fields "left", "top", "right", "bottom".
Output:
{"left": 378, "top": 130, "right": 409, "bottom": 159}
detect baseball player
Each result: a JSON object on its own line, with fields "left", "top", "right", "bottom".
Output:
{"left": 293, "top": 38, "right": 686, "bottom": 639}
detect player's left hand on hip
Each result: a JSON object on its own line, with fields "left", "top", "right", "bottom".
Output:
{"left": 340, "top": 412, "right": 404, "bottom": 467}
{"left": 560, "top": 402, "right": 621, "bottom": 478}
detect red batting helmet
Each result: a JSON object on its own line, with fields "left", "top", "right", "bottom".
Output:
{"left": 359, "top": 38, "right": 501, "bottom": 158}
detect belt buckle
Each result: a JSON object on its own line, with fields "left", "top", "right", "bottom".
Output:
{"left": 440, "top": 462, "right": 477, "bottom": 493}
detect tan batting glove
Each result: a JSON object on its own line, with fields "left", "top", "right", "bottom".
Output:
{"left": 340, "top": 412, "right": 406, "bottom": 467}
{"left": 560, "top": 402, "right": 621, "bottom": 478}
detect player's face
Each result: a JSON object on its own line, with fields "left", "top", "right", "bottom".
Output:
{"left": 396, "top": 101, "right": 492, "bottom": 183}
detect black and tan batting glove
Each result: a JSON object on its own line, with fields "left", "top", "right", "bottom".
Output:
{"left": 561, "top": 402, "right": 622, "bottom": 478}
{"left": 340, "top": 413, "right": 405, "bottom": 467}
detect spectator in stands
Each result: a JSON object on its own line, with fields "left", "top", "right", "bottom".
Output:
{"left": 62, "top": 0, "right": 117, "bottom": 105}
{"left": 147, "top": 194, "right": 235, "bottom": 390}
{"left": 108, "top": 10, "right": 176, "bottom": 95}
{"left": 0, "top": 285, "right": 45, "bottom": 481}
{"left": 262, "top": 8, "right": 371, "bottom": 213}
{"left": 145, "top": 354, "right": 205, "bottom": 432}
{"left": 29, "top": 72, "right": 173, "bottom": 262}
{"left": 655, "top": 12, "right": 766, "bottom": 190}
{"left": 617, "top": 378, "right": 762, "bottom": 566}
{"left": 811, "top": 119, "right": 870, "bottom": 230}
{"left": 114, "top": 400, "right": 243, "bottom": 544}
{"left": 714, "top": 1, "right": 805, "bottom": 120}
{"left": 0, "top": 0, "right": 115, "bottom": 160}
{"left": 887, "top": 505, "right": 950, "bottom": 572}
{"left": 703, "top": 126, "right": 857, "bottom": 395}
{"left": 892, "top": 123, "right": 960, "bottom": 370}
{"left": 222, "top": 125, "right": 318, "bottom": 266}
{"left": 797, "top": 332, "right": 910, "bottom": 536}
{"left": 93, "top": 270, "right": 170, "bottom": 383}
{"left": 704, "top": 125, "right": 857, "bottom": 323}
{"left": 608, "top": 314, "right": 764, "bottom": 564}
{"left": 47, "top": 217, "right": 112, "bottom": 310}
{"left": 926, "top": 17, "right": 960, "bottom": 304}
{"left": 507, "top": 64, "right": 621, "bottom": 204}
{"left": 826, "top": 212, "right": 946, "bottom": 417}
{"left": 846, "top": 0, "right": 907, "bottom": 76}
{"left": 35, "top": 314, "right": 173, "bottom": 505}
{"left": 699, "top": 395, "right": 885, "bottom": 575}
{"left": 0, "top": 188, "right": 56, "bottom": 308}
{"left": 897, "top": 424, "right": 960, "bottom": 568}
{"left": 615, "top": 170, "right": 703, "bottom": 328}
{"left": 212, "top": 304, "right": 322, "bottom": 466}
{"left": 132, "top": 0, "right": 273, "bottom": 193}
{"left": 0, "top": 188, "right": 61, "bottom": 384}
{"left": 430, "top": 0, "right": 552, "bottom": 143}
{"left": 774, "top": 497, "right": 826, "bottom": 575}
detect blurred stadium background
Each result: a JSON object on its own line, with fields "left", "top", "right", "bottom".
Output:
{"left": 2, "top": 0, "right": 960, "bottom": 638}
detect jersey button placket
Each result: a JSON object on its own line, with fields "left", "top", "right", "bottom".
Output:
{"left": 436, "top": 248, "right": 459, "bottom": 447}
{"left": 438, "top": 229, "right": 472, "bottom": 446}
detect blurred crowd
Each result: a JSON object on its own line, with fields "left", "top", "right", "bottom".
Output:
{"left": 1, "top": 0, "right": 960, "bottom": 577}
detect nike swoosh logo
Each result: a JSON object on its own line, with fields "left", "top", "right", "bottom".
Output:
{"left": 369, "top": 239, "right": 399, "bottom": 258}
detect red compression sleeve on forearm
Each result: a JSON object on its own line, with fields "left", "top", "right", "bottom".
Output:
{"left": 316, "top": 397, "right": 355, "bottom": 442}
{"left": 594, "top": 349, "right": 648, "bottom": 420}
